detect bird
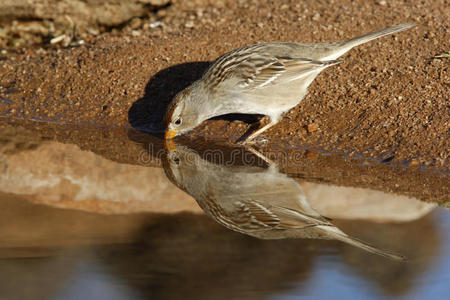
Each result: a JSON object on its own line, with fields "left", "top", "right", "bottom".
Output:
{"left": 162, "top": 142, "right": 405, "bottom": 260}
{"left": 164, "top": 23, "right": 415, "bottom": 143}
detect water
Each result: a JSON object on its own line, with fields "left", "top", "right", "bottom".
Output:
{"left": 0, "top": 120, "right": 449, "bottom": 299}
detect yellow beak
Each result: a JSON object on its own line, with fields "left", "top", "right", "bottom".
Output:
{"left": 165, "top": 138, "right": 176, "bottom": 151}
{"left": 165, "top": 128, "right": 177, "bottom": 140}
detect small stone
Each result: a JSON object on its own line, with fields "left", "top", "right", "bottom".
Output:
{"left": 157, "top": 9, "right": 167, "bottom": 18}
{"left": 312, "top": 13, "right": 321, "bottom": 21}
{"left": 377, "top": 0, "right": 387, "bottom": 6}
{"left": 196, "top": 9, "right": 203, "bottom": 17}
{"left": 185, "top": 21, "right": 194, "bottom": 28}
{"left": 307, "top": 123, "right": 319, "bottom": 133}
{"left": 130, "top": 18, "right": 142, "bottom": 29}
{"left": 149, "top": 21, "right": 162, "bottom": 29}
{"left": 50, "top": 34, "right": 66, "bottom": 44}
{"left": 408, "top": 160, "right": 420, "bottom": 167}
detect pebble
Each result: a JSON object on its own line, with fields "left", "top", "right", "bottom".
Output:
{"left": 130, "top": 18, "right": 142, "bottom": 30}
{"left": 149, "top": 21, "right": 162, "bottom": 29}
{"left": 307, "top": 123, "right": 319, "bottom": 133}
{"left": 157, "top": 10, "right": 167, "bottom": 18}
{"left": 185, "top": 21, "right": 194, "bottom": 28}
{"left": 408, "top": 160, "right": 420, "bottom": 167}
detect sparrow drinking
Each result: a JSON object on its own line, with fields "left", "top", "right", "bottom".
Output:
{"left": 164, "top": 23, "right": 415, "bottom": 143}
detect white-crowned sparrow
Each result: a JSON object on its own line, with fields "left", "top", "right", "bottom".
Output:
{"left": 162, "top": 142, "right": 405, "bottom": 260}
{"left": 164, "top": 23, "right": 415, "bottom": 143}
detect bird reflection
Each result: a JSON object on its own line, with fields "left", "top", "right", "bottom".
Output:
{"left": 162, "top": 142, "right": 405, "bottom": 260}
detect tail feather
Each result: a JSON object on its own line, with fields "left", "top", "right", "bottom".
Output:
{"left": 343, "top": 23, "right": 416, "bottom": 49}
{"left": 317, "top": 225, "right": 406, "bottom": 261}
{"left": 323, "top": 23, "right": 416, "bottom": 60}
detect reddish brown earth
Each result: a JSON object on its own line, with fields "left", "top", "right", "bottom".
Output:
{"left": 0, "top": 0, "right": 448, "bottom": 172}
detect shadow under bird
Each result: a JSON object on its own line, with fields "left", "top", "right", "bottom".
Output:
{"left": 162, "top": 143, "right": 405, "bottom": 260}
{"left": 164, "top": 23, "right": 415, "bottom": 143}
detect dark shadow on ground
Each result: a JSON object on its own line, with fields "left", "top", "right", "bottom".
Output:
{"left": 128, "top": 62, "right": 211, "bottom": 137}
{"left": 128, "top": 61, "right": 263, "bottom": 141}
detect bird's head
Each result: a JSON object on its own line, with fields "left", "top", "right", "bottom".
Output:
{"left": 162, "top": 143, "right": 204, "bottom": 193}
{"left": 164, "top": 85, "right": 203, "bottom": 139}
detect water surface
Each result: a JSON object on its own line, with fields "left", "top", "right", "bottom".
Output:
{"left": 0, "top": 120, "right": 449, "bottom": 299}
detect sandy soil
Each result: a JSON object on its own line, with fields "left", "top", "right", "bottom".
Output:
{"left": 0, "top": 0, "right": 170, "bottom": 48}
{"left": 0, "top": 0, "right": 448, "bottom": 172}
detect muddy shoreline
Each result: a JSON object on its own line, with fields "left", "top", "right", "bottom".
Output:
{"left": 1, "top": 121, "right": 447, "bottom": 206}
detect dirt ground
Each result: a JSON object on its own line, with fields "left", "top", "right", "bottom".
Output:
{"left": 0, "top": 0, "right": 448, "bottom": 172}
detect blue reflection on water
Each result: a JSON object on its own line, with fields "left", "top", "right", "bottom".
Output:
{"left": 275, "top": 209, "right": 450, "bottom": 300}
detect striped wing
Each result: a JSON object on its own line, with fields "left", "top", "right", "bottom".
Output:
{"left": 229, "top": 200, "right": 330, "bottom": 232}
{"left": 231, "top": 200, "right": 281, "bottom": 230}
{"left": 203, "top": 44, "right": 341, "bottom": 90}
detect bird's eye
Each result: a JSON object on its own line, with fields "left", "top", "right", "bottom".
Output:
{"left": 174, "top": 118, "right": 182, "bottom": 126}
{"left": 173, "top": 157, "right": 180, "bottom": 165}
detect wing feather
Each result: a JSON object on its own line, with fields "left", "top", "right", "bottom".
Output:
{"left": 230, "top": 200, "right": 331, "bottom": 232}
{"left": 203, "top": 44, "right": 342, "bottom": 91}
{"left": 232, "top": 200, "right": 280, "bottom": 230}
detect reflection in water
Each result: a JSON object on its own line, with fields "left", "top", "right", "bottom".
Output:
{"left": 0, "top": 196, "right": 445, "bottom": 300}
{"left": 1, "top": 122, "right": 448, "bottom": 298}
{"left": 162, "top": 143, "right": 404, "bottom": 260}
{"left": 334, "top": 217, "right": 440, "bottom": 296}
